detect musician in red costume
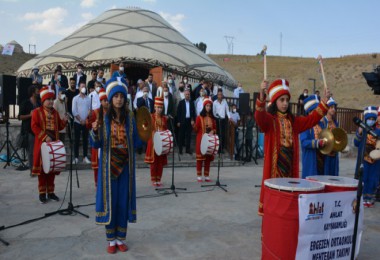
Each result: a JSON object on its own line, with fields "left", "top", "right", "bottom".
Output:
{"left": 86, "top": 88, "right": 108, "bottom": 187}
{"left": 255, "top": 79, "right": 330, "bottom": 215}
{"left": 194, "top": 97, "right": 217, "bottom": 182}
{"left": 144, "top": 96, "right": 168, "bottom": 187}
{"left": 31, "top": 86, "right": 68, "bottom": 204}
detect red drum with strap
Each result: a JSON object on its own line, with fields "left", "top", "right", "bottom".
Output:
{"left": 200, "top": 134, "right": 219, "bottom": 155}
{"left": 41, "top": 141, "right": 67, "bottom": 174}
{"left": 262, "top": 178, "right": 325, "bottom": 260}
{"left": 154, "top": 130, "right": 173, "bottom": 156}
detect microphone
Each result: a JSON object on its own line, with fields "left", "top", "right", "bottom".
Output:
{"left": 353, "top": 117, "right": 378, "bottom": 138}
{"left": 215, "top": 113, "right": 220, "bottom": 118}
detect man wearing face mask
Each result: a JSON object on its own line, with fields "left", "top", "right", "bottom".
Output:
{"left": 87, "top": 69, "right": 98, "bottom": 90}
{"left": 233, "top": 82, "right": 244, "bottom": 98}
{"left": 65, "top": 78, "right": 79, "bottom": 119}
{"left": 133, "top": 79, "right": 150, "bottom": 110}
{"left": 354, "top": 106, "right": 380, "bottom": 207}
{"left": 145, "top": 73, "right": 157, "bottom": 99}
{"left": 298, "top": 88, "right": 309, "bottom": 115}
{"left": 162, "top": 83, "right": 174, "bottom": 117}
{"left": 229, "top": 104, "right": 241, "bottom": 160}
{"left": 73, "top": 63, "right": 87, "bottom": 89}
{"left": 176, "top": 88, "right": 195, "bottom": 155}
{"left": 88, "top": 81, "right": 102, "bottom": 111}
{"left": 182, "top": 76, "right": 193, "bottom": 100}
{"left": 53, "top": 88, "right": 68, "bottom": 142}
{"left": 136, "top": 86, "right": 154, "bottom": 113}
{"left": 166, "top": 74, "right": 177, "bottom": 95}
{"left": 194, "top": 87, "right": 206, "bottom": 116}
{"left": 50, "top": 65, "right": 69, "bottom": 89}
{"left": 72, "top": 82, "right": 91, "bottom": 164}
{"left": 194, "top": 77, "right": 205, "bottom": 99}
{"left": 174, "top": 81, "right": 186, "bottom": 108}
{"left": 29, "top": 66, "right": 43, "bottom": 86}
{"left": 112, "top": 62, "right": 127, "bottom": 79}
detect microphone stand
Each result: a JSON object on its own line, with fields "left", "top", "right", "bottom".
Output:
{"left": 351, "top": 128, "right": 367, "bottom": 260}
{"left": 156, "top": 116, "right": 186, "bottom": 196}
{"left": 44, "top": 118, "right": 89, "bottom": 218}
{"left": 202, "top": 115, "right": 227, "bottom": 192}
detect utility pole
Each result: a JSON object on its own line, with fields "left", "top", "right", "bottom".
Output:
{"left": 280, "top": 32, "right": 282, "bottom": 56}
{"left": 29, "top": 44, "right": 36, "bottom": 54}
{"left": 224, "top": 36, "right": 235, "bottom": 54}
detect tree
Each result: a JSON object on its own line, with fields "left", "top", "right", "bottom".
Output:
{"left": 194, "top": 42, "right": 207, "bottom": 53}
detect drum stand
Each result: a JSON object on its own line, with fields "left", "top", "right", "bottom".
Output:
{"left": 156, "top": 117, "right": 186, "bottom": 196}
{"left": 202, "top": 116, "right": 227, "bottom": 192}
{"left": 351, "top": 128, "right": 368, "bottom": 260}
{"left": 44, "top": 120, "right": 89, "bottom": 219}
{"left": 0, "top": 120, "right": 27, "bottom": 169}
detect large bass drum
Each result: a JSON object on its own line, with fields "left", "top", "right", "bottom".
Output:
{"left": 200, "top": 134, "right": 220, "bottom": 156}
{"left": 153, "top": 130, "right": 173, "bottom": 156}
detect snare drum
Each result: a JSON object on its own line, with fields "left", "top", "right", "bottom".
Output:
{"left": 262, "top": 178, "right": 325, "bottom": 260}
{"left": 200, "top": 134, "right": 219, "bottom": 155}
{"left": 306, "top": 175, "right": 358, "bottom": 192}
{"left": 153, "top": 130, "right": 173, "bottom": 156}
{"left": 41, "top": 141, "right": 67, "bottom": 174}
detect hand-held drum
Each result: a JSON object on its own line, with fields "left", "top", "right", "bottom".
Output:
{"left": 154, "top": 130, "right": 173, "bottom": 156}
{"left": 200, "top": 134, "right": 219, "bottom": 155}
{"left": 262, "top": 178, "right": 325, "bottom": 260}
{"left": 306, "top": 175, "right": 358, "bottom": 192}
{"left": 41, "top": 141, "right": 67, "bottom": 174}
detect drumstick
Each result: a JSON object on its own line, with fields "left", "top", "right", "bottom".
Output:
{"left": 262, "top": 45, "right": 268, "bottom": 80}
{"left": 317, "top": 55, "right": 328, "bottom": 92}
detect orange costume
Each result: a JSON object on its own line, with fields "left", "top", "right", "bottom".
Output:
{"left": 194, "top": 98, "right": 217, "bottom": 180}
{"left": 86, "top": 88, "right": 107, "bottom": 186}
{"left": 144, "top": 96, "right": 168, "bottom": 185}
{"left": 255, "top": 79, "right": 328, "bottom": 215}
{"left": 31, "top": 86, "right": 66, "bottom": 196}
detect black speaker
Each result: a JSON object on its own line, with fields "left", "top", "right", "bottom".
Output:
{"left": 239, "top": 93, "right": 250, "bottom": 115}
{"left": 17, "top": 77, "right": 33, "bottom": 105}
{"left": 252, "top": 92, "right": 260, "bottom": 112}
{"left": 0, "top": 75, "right": 17, "bottom": 108}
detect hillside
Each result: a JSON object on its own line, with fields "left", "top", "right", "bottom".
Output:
{"left": 210, "top": 54, "right": 380, "bottom": 109}
{"left": 0, "top": 53, "right": 37, "bottom": 76}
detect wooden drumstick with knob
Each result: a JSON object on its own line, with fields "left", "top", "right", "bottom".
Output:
{"left": 317, "top": 55, "right": 328, "bottom": 92}
{"left": 262, "top": 45, "right": 268, "bottom": 80}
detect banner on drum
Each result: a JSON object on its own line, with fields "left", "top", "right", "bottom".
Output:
{"left": 296, "top": 191, "right": 363, "bottom": 260}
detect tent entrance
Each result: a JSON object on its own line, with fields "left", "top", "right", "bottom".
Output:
{"left": 125, "top": 65, "right": 150, "bottom": 86}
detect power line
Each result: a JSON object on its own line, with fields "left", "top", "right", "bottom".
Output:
{"left": 224, "top": 36, "right": 235, "bottom": 54}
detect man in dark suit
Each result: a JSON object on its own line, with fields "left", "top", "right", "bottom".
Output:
{"left": 176, "top": 88, "right": 195, "bottom": 154}
{"left": 73, "top": 63, "right": 87, "bottom": 89}
{"left": 136, "top": 86, "right": 154, "bottom": 113}
{"left": 51, "top": 65, "right": 69, "bottom": 89}
{"left": 162, "top": 84, "right": 174, "bottom": 117}
{"left": 145, "top": 73, "right": 157, "bottom": 99}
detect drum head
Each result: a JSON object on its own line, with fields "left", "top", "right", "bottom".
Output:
{"left": 40, "top": 142, "right": 51, "bottom": 174}
{"left": 306, "top": 175, "right": 358, "bottom": 188}
{"left": 200, "top": 134, "right": 209, "bottom": 155}
{"left": 153, "top": 132, "right": 163, "bottom": 156}
{"left": 370, "top": 149, "right": 380, "bottom": 160}
{"left": 264, "top": 178, "right": 325, "bottom": 192}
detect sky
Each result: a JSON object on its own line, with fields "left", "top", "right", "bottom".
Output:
{"left": 0, "top": 0, "right": 379, "bottom": 58}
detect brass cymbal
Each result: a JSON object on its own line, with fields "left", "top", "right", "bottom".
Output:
{"left": 332, "top": 128, "right": 348, "bottom": 152}
{"left": 136, "top": 107, "right": 152, "bottom": 142}
{"left": 319, "top": 129, "right": 334, "bottom": 155}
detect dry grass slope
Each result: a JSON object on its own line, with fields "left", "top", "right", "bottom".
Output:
{"left": 0, "top": 53, "right": 36, "bottom": 76}
{"left": 210, "top": 54, "right": 380, "bottom": 110}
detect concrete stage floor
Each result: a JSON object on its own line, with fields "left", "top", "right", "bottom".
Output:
{"left": 0, "top": 158, "right": 379, "bottom": 259}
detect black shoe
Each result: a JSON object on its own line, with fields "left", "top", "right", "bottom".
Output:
{"left": 39, "top": 194, "right": 47, "bottom": 204}
{"left": 48, "top": 193, "right": 60, "bottom": 201}
{"left": 179, "top": 150, "right": 183, "bottom": 155}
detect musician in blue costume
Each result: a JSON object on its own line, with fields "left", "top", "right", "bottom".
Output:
{"left": 90, "top": 78, "right": 140, "bottom": 254}
{"left": 319, "top": 97, "right": 340, "bottom": 176}
{"left": 300, "top": 95, "right": 326, "bottom": 178}
{"left": 354, "top": 106, "right": 380, "bottom": 207}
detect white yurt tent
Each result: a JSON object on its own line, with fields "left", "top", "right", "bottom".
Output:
{"left": 18, "top": 8, "right": 236, "bottom": 87}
